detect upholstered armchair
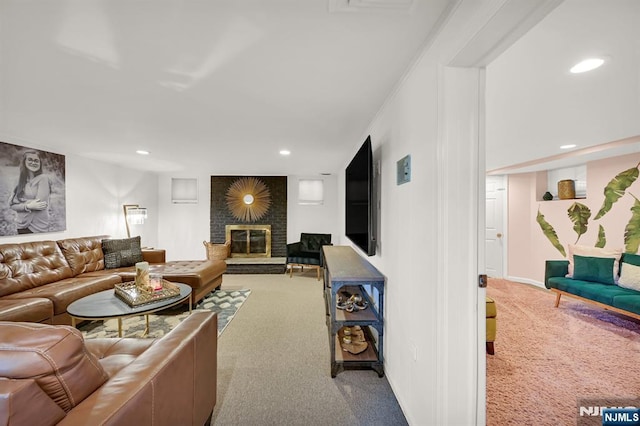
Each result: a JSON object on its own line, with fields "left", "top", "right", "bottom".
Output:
{"left": 286, "top": 233, "right": 332, "bottom": 280}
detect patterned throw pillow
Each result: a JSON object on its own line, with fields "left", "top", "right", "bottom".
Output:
{"left": 101, "top": 236, "right": 143, "bottom": 269}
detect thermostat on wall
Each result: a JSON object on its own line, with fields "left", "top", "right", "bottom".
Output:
{"left": 396, "top": 155, "right": 411, "bottom": 185}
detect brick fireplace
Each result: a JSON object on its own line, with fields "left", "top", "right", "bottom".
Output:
{"left": 210, "top": 176, "right": 287, "bottom": 273}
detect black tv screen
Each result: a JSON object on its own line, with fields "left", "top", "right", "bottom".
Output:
{"left": 345, "top": 136, "right": 375, "bottom": 256}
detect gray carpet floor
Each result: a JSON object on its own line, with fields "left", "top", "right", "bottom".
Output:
{"left": 211, "top": 272, "right": 407, "bottom": 426}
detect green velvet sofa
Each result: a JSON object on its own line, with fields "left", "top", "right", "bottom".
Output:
{"left": 545, "top": 252, "right": 640, "bottom": 321}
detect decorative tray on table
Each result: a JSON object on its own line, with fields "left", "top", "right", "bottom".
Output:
{"left": 114, "top": 280, "right": 181, "bottom": 307}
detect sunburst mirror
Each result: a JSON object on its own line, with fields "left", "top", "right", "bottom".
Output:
{"left": 226, "top": 177, "right": 271, "bottom": 222}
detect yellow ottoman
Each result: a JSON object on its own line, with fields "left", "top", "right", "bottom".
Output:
{"left": 486, "top": 297, "right": 497, "bottom": 355}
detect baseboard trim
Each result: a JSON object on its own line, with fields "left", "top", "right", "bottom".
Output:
{"left": 505, "top": 276, "right": 545, "bottom": 289}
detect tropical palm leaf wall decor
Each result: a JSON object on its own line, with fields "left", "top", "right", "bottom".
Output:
{"left": 537, "top": 162, "right": 640, "bottom": 255}
{"left": 596, "top": 224, "right": 606, "bottom": 248}
{"left": 567, "top": 202, "right": 590, "bottom": 244}
{"left": 537, "top": 209, "right": 566, "bottom": 257}
{"left": 594, "top": 164, "right": 640, "bottom": 219}
{"left": 625, "top": 195, "right": 640, "bottom": 254}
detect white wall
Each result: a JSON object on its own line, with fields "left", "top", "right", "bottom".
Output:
{"left": 155, "top": 172, "right": 339, "bottom": 261}
{"left": 333, "top": 1, "right": 547, "bottom": 423}
{"left": 362, "top": 58, "right": 444, "bottom": 424}
{"left": 287, "top": 174, "right": 339, "bottom": 243}
{"left": 1, "top": 150, "right": 339, "bottom": 262}
{"left": 156, "top": 172, "right": 211, "bottom": 260}
{"left": 0, "top": 141, "right": 159, "bottom": 246}
{"left": 335, "top": 16, "right": 485, "bottom": 426}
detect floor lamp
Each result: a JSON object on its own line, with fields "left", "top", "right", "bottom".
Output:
{"left": 123, "top": 204, "right": 147, "bottom": 238}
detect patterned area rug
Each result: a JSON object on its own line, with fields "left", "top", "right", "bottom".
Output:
{"left": 80, "top": 289, "right": 251, "bottom": 339}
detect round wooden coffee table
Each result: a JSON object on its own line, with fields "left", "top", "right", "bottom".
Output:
{"left": 67, "top": 283, "right": 192, "bottom": 337}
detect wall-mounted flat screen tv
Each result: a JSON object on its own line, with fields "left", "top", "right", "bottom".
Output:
{"left": 345, "top": 135, "right": 375, "bottom": 256}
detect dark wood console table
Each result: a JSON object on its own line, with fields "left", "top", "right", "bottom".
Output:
{"left": 322, "top": 245, "right": 385, "bottom": 377}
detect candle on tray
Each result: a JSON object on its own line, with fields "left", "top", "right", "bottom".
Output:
{"left": 135, "top": 261, "right": 150, "bottom": 290}
{"left": 150, "top": 273, "right": 163, "bottom": 292}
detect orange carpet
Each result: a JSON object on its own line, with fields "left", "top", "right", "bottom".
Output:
{"left": 486, "top": 278, "right": 640, "bottom": 425}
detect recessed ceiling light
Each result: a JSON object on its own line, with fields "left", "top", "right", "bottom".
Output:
{"left": 136, "top": 150, "right": 150, "bottom": 155}
{"left": 560, "top": 144, "right": 577, "bottom": 150}
{"left": 570, "top": 58, "right": 605, "bottom": 74}
{"left": 279, "top": 150, "right": 291, "bottom": 156}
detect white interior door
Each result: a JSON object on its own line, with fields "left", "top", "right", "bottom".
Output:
{"left": 485, "top": 175, "right": 505, "bottom": 278}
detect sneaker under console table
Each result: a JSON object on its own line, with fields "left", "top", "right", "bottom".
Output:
{"left": 323, "top": 245, "right": 385, "bottom": 378}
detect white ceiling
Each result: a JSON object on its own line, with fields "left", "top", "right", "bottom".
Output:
{"left": 0, "top": 0, "right": 454, "bottom": 175}
{"left": 486, "top": 0, "right": 640, "bottom": 174}
{"left": 1, "top": 0, "right": 637, "bottom": 176}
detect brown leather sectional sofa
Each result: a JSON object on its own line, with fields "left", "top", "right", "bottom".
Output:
{"left": 0, "top": 235, "right": 226, "bottom": 324}
{"left": 0, "top": 311, "right": 218, "bottom": 425}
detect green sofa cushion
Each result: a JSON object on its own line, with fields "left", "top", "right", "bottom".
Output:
{"left": 546, "top": 276, "right": 575, "bottom": 292}
{"left": 573, "top": 255, "right": 616, "bottom": 285}
{"left": 612, "top": 295, "right": 640, "bottom": 315}
{"left": 575, "top": 283, "right": 633, "bottom": 305}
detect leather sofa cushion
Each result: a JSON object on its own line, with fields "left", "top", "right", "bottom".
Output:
{"left": 57, "top": 235, "right": 108, "bottom": 275}
{"left": 58, "top": 312, "right": 217, "bottom": 426}
{"left": 0, "top": 298, "right": 53, "bottom": 322}
{"left": 141, "top": 248, "right": 166, "bottom": 264}
{"left": 0, "top": 378, "right": 66, "bottom": 426}
{"left": 0, "top": 241, "right": 73, "bottom": 297}
{"left": 0, "top": 322, "right": 108, "bottom": 412}
{"left": 85, "top": 338, "right": 157, "bottom": 377}
{"left": 116, "top": 260, "right": 227, "bottom": 290}
{"left": 3, "top": 275, "right": 121, "bottom": 315}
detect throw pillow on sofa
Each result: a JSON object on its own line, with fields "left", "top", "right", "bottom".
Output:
{"left": 622, "top": 252, "right": 640, "bottom": 267}
{"left": 618, "top": 262, "right": 640, "bottom": 291}
{"left": 573, "top": 255, "right": 616, "bottom": 285}
{"left": 102, "top": 236, "right": 144, "bottom": 269}
{"left": 566, "top": 244, "right": 622, "bottom": 282}
{"left": 0, "top": 321, "right": 108, "bottom": 412}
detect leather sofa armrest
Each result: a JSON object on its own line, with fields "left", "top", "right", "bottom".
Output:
{"left": 58, "top": 311, "right": 217, "bottom": 426}
{"left": 0, "top": 378, "right": 66, "bottom": 426}
{"left": 142, "top": 249, "right": 166, "bottom": 264}
{"left": 545, "top": 260, "right": 569, "bottom": 289}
